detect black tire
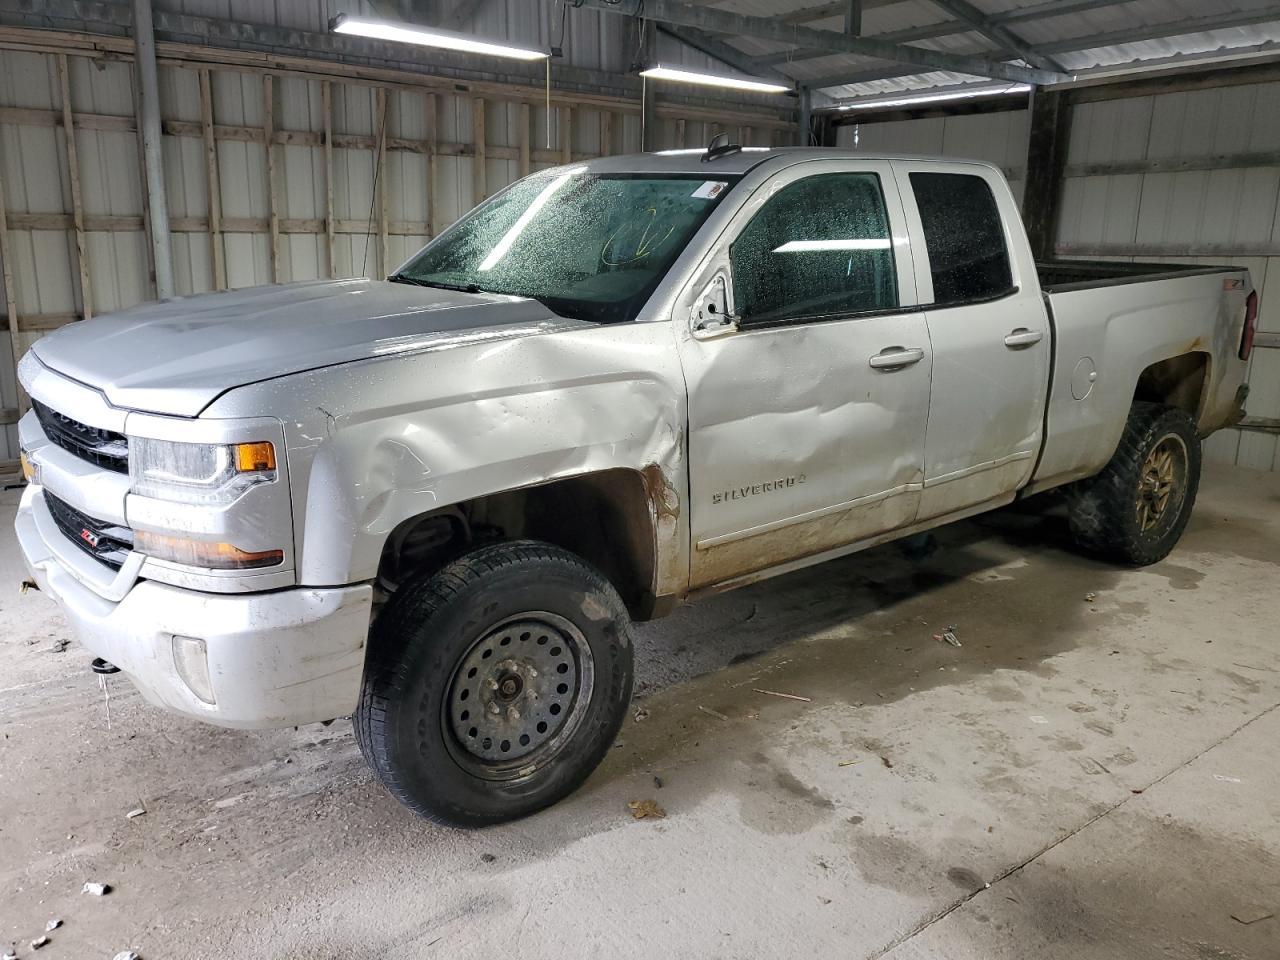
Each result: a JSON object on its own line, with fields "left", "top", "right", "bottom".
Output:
{"left": 354, "top": 540, "right": 634, "bottom": 826}
{"left": 1067, "top": 401, "right": 1201, "bottom": 566}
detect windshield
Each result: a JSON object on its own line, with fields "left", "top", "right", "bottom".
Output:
{"left": 394, "top": 171, "right": 740, "bottom": 324}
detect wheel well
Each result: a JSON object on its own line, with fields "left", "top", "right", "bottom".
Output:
{"left": 377, "top": 468, "right": 663, "bottom": 620}
{"left": 1133, "top": 352, "right": 1208, "bottom": 420}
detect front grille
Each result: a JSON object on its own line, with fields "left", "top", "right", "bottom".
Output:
{"left": 33, "top": 400, "right": 129, "bottom": 474}
{"left": 44, "top": 491, "right": 134, "bottom": 571}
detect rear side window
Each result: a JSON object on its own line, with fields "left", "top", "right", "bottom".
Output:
{"left": 909, "top": 172, "right": 1012, "bottom": 305}
{"left": 730, "top": 173, "right": 898, "bottom": 324}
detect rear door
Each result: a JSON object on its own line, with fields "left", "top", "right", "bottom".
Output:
{"left": 893, "top": 162, "right": 1051, "bottom": 519}
{"left": 676, "top": 160, "right": 932, "bottom": 589}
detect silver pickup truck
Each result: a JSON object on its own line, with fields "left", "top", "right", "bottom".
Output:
{"left": 16, "top": 147, "right": 1258, "bottom": 825}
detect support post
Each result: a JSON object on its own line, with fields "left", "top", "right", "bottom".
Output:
{"left": 377, "top": 87, "right": 390, "bottom": 274}
{"left": 132, "top": 0, "right": 174, "bottom": 299}
{"left": 425, "top": 92, "right": 440, "bottom": 237}
{"left": 600, "top": 110, "right": 614, "bottom": 158}
{"left": 845, "top": 0, "right": 862, "bottom": 35}
{"left": 56, "top": 55, "right": 91, "bottom": 320}
{"left": 322, "top": 80, "right": 336, "bottom": 277}
{"left": 1023, "top": 88, "right": 1072, "bottom": 261}
{"left": 263, "top": 74, "right": 280, "bottom": 282}
{"left": 472, "top": 96, "right": 486, "bottom": 206}
{"left": 519, "top": 102, "right": 531, "bottom": 176}
{"left": 0, "top": 162, "right": 24, "bottom": 411}
{"left": 199, "top": 68, "right": 226, "bottom": 290}
{"left": 559, "top": 106, "right": 573, "bottom": 164}
{"left": 797, "top": 86, "right": 812, "bottom": 147}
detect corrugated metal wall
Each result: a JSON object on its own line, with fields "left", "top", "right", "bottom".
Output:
{"left": 835, "top": 89, "right": 1279, "bottom": 471}
{"left": 835, "top": 108, "right": 1030, "bottom": 205}
{"left": 0, "top": 13, "right": 790, "bottom": 462}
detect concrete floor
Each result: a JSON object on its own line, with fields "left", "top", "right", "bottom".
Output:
{"left": 1, "top": 465, "right": 1278, "bottom": 960}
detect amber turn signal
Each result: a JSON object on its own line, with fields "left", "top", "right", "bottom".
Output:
{"left": 234, "top": 441, "right": 277, "bottom": 473}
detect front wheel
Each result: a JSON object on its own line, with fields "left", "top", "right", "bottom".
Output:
{"left": 1067, "top": 401, "right": 1202, "bottom": 566}
{"left": 354, "top": 541, "right": 634, "bottom": 826}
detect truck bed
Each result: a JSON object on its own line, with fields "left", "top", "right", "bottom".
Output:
{"left": 1035, "top": 259, "right": 1239, "bottom": 292}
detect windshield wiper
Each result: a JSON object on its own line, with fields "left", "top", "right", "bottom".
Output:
{"left": 389, "top": 273, "right": 482, "bottom": 294}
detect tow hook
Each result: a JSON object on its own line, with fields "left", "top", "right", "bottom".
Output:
{"left": 90, "top": 658, "right": 121, "bottom": 675}
{"left": 20, "top": 578, "right": 38, "bottom": 594}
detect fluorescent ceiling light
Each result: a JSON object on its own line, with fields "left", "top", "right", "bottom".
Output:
{"left": 331, "top": 15, "right": 548, "bottom": 61}
{"left": 773, "top": 239, "right": 892, "bottom": 253}
{"left": 838, "top": 83, "right": 1032, "bottom": 111}
{"left": 640, "top": 65, "right": 791, "bottom": 95}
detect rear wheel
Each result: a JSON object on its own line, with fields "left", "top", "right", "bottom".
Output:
{"left": 1068, "top": 401, "right": 1201, "bottom": 566}
{"left": 354, "top": 541, "right": 634, "bottom": 826}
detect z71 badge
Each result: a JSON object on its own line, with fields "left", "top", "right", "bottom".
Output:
{"left": 712, "top": 474, "right": 806, "bottom": 505}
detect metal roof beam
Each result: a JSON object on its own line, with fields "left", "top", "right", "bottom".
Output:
{"left": 804, "top": 2, "right": 1280, "bottom": 91}
{"left": 924, "top": 0, "right": 1067, "bottom": 72}
{"left": 753, "top": 0, "right": 1142, "bottom": 67}
{"left": 655, "top": 24, "right": 791, "bottom": 82}
{"left": 573, "top": 0, "right": 1067, "bottom": 84}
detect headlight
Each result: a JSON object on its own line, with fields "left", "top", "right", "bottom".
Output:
{"left": 129, "top": 438, "right": 277, "bottom": 505}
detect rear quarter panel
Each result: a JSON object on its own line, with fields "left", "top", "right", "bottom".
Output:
{"left": 1031, "top": 269, "right": 1250, "bottom": 490}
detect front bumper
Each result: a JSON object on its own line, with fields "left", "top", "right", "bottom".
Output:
{"left": 17, "top": 485, "right": 373, "bottom": 729}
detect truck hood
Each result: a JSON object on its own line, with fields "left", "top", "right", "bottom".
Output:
{"left": 31, "top": 279, "right": 583, "bottom": 417}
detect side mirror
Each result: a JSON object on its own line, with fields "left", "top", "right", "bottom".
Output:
{"left": 691, "top": 273, "right": 739, "bottom": 340}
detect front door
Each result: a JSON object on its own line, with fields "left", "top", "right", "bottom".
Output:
{"left": 893, "top": 162, "right": 1052, "bottom": 520}
{"left": 676, "top": 160, "right": 933, "bottom": 589}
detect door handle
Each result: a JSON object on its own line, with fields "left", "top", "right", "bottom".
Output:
{"left": 868, "top": 346, "right": 925, "bottom": 370}
{"left": 1004, "top": 328, "right": 1044, "bottom": 349}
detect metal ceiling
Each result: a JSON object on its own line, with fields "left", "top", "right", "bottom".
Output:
{"left": 652, "top": 0, "right": 1280, "bottom": 104}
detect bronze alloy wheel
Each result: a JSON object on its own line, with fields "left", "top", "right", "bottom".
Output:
{"left": 1135, "top": 433, "right": 1187, "bottom": 533}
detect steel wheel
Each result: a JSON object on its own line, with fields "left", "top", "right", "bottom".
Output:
{"left": 1135, "top": 433, "right": 1187, "bottom": 532}
{"left": 443, "top": 612, "right": 595, "bottom": 781}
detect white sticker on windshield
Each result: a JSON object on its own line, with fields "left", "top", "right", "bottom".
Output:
{"left": 692, "top": 180, "right": 729, "bottom": 200}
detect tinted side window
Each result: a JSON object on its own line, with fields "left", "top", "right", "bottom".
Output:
{"left": 909, "top": 172, "right": 1012, "bottom": 305}
{"left": 730, "top": 173, "right": 897, "bottom": 324}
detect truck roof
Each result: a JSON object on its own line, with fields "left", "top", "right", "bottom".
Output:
{"left": 564, "top": 147, "right": 1001, "bottom": 177}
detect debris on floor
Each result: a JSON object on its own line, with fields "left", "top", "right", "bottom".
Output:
{"left": 1213, "top": 774, "right": 1242, "bottom": 783}
{"left": 1230, "top": 908, "right": 1274, "bottom": 925}
{"left": 45, "top": 920, "right": 61, "bottom": 932}
{"left": 752, "top": 688, "right": 812, "bottom": 703}
{"left": 837, "top": 759, "right": 864, "bottom": 768}
{"left": 652, "top": 775, "right": 663, "bottom": 789}
{"left": 126, "top": 806, "right": 147, "bottom": 820}
{"left": 31, "top": 934, "right": 49, "bottom": 950}
{"left": 112, "top": 952, "right": 141, "bottom": 960}
{"left": 1029, "top": 715, "right": 1049, "bottom": 724}
{"left": 50, "top": 638, "right": 70, "bottom": 653}
{"left": 3, "top": 947, "right": 17, "bottom": 960}
{"left": 479, "top": 853, "right": 496, "bottom": 863}
{"left": 697, "top": 705, "right": 729, "bottom": 721}
{"left": 83, "top": 881, "right": 111, "bottom": 896}
{"left": 880, "top": 756, "right": 894, "bottom": 769}
{"left": 20, "top": 577, "right": 38, "bottom": 594}
{"left": 1085, "top": 592, "right": 1097, "bottom": 603}
{"left": 627, "top": 798, "right": 666, "bottom": 820}
{"left": 632, "top": 707, "right": 650, "bottom": 723}
{"left": 932, "top": 625, "right": 961, "bottom": 648}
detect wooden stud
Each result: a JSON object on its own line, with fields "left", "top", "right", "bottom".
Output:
{"left": 199, "top": 68, "right": 225, "bottom": 290}
{"left": 376, "top": 87, "right": 390, "bottom": 276}
{"left": 559, "top": 106, "right": 572, "bottom": 164}
{"left": 263, "top": 73, "right": 280, "bottom": 282}
{"left": 322, "top": 79, "right": 336, "bottom": 278}
{"left": 425, "top": 92, "right": 439, "bottom": 238}
{"left": 472, "top": 96, "right": 486, "bottom": 206}
{"left": 0, "top": 161, "right": 24, "bottom": 411}
{"left": 56, "top": 55, "right": 91, "bottom": 320}
{"left": 519, "top": 102, "right": 531, "bottom": 177}
{"left": 600, "top": 110, "right": 614, "bottom": 158}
